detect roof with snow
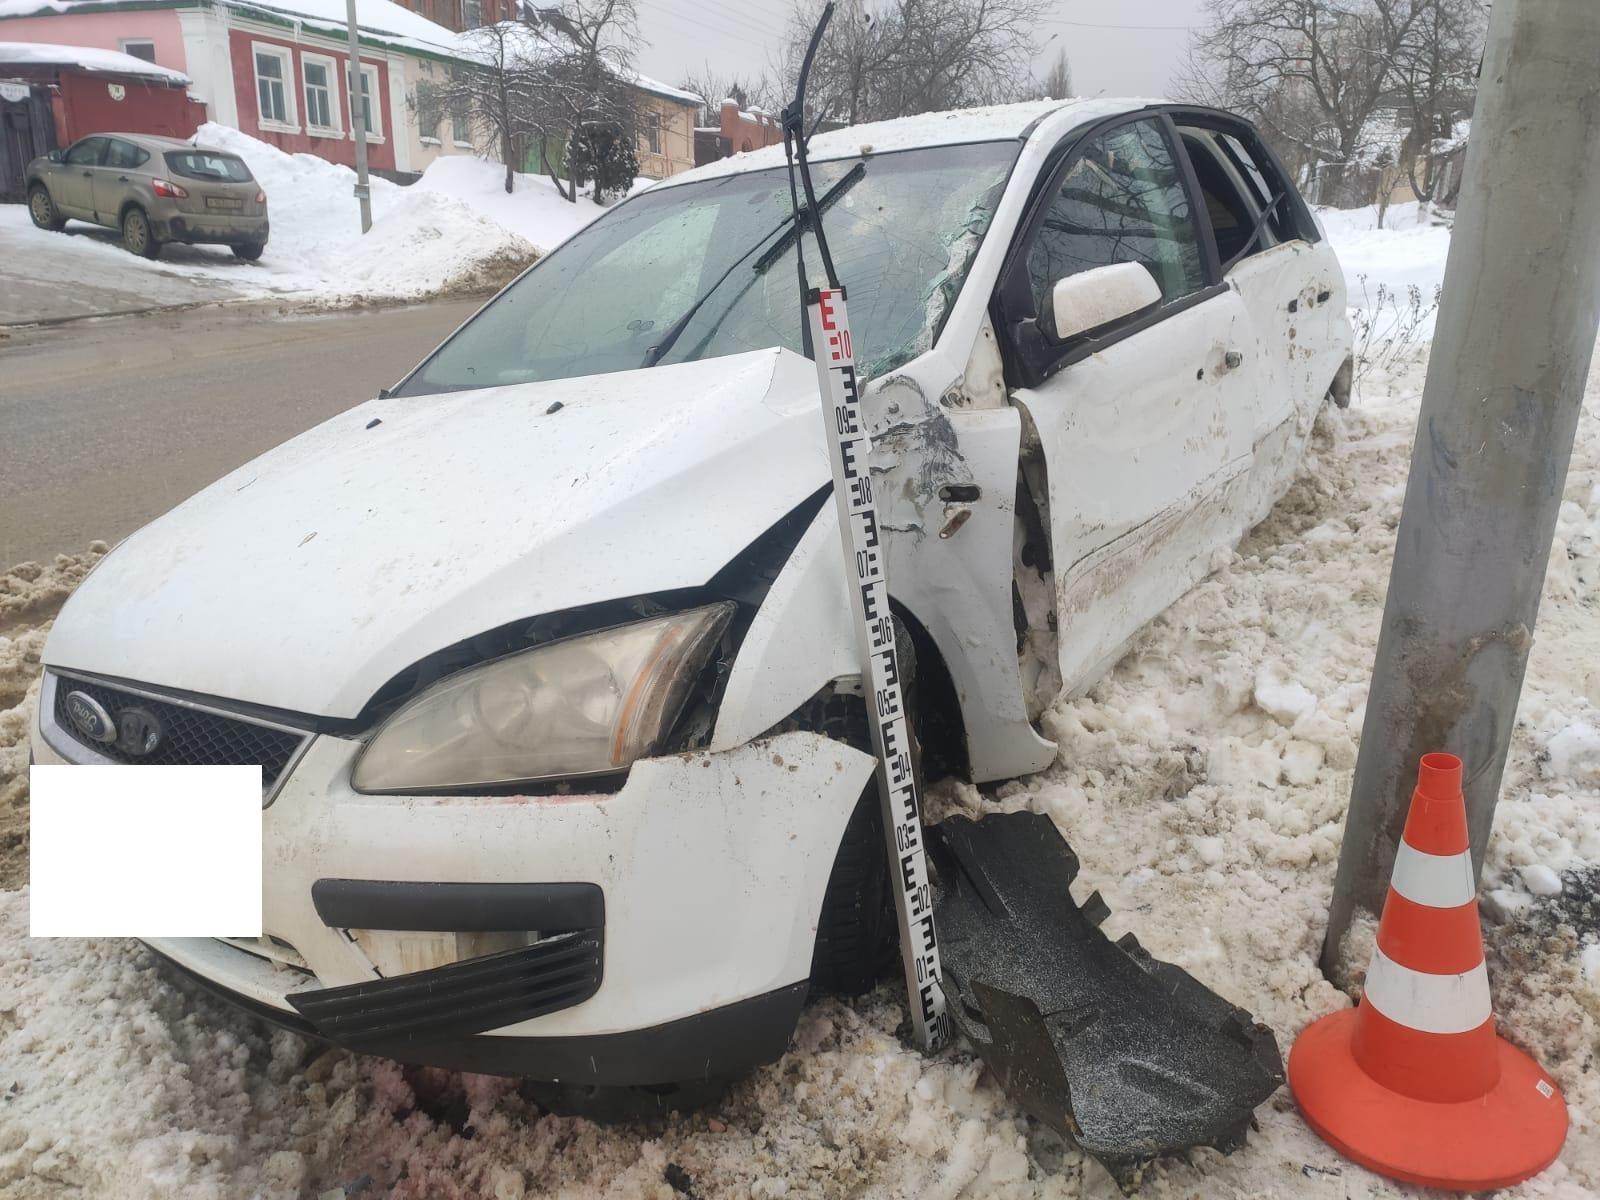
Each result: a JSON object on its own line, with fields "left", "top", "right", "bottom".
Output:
{"left": 0, "top": 39, "right": 191, "bottom": 82}
{"left": 0, "top": 0, "right": 703, "bottom": 100}
{"left": 0, "top": 0, "right": 469, "bottom": 60}
{"left": 662, "top": 96, "right": 1159, "bottom": 188}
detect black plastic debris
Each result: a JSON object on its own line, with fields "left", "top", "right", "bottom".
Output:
{"left": 929, "top": 811, "right": 1284, "bottom": 1192}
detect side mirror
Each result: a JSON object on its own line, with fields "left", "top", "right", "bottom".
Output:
{"left": 1043, "top": 262, "right": 1162, "bottom": 343}
{"left": 47, "top": 149, "right": 64, "bottom": 163}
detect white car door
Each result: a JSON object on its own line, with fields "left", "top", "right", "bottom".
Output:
{"left": 1174, "top": 119, "right": 1353, "bottom": 527}
{"left": 1000, "top": 114, "right": 1265, "bottom": 693}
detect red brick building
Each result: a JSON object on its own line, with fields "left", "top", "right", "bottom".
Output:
{"left": 695, "top": 97, "right": 782, "bottom": 166}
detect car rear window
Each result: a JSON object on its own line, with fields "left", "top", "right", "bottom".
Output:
{"left": 164, "top": 151, "right": 254, "bottom": 183}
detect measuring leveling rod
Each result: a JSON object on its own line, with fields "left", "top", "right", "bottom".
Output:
{"left": 805, "top": 286, "right": 950, "bottom": 1052}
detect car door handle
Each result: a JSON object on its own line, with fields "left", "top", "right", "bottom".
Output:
{"left": 117, "top": 175, "right": 130, "bottom": 183}
{"left": 82, "top": 170, "right": 92, "bottom": 177}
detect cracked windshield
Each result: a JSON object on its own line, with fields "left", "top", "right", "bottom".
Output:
{"left": 400, "top": 141, "right": 1018, "bottom": 394}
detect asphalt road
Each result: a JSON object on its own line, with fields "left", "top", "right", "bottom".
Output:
{"left": 0, "top": 297, "right": 482, "bottom": 566}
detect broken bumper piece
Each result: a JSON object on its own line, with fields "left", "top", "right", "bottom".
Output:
{"left": 930, "top": 811, "right": 1284, "bottom": 1192}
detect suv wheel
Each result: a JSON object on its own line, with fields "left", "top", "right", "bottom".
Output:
{"left": 232, "top": 241, "right": 265, "bottom": 262}
{"left": 121, "top": 206, "right": 161, "bottom": 259}
{"left": 28, "top": 184, "right": 64, "bottom": 232}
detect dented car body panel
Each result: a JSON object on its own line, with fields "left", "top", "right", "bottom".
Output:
{"left": 36, "top": 97, "right": 1350, "bottom": 1083}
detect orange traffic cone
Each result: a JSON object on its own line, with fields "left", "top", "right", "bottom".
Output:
{"left": 1289, "top": 752, "right": 1568, "bottom": 1190}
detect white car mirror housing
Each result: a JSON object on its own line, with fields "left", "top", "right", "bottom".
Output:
{"left": 1045, "top": 262, "right": 1162, "bottom": 342}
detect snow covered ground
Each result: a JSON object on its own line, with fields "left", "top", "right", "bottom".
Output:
{"left": 1, "top": 203, "right": 1596, "bottom": 1199}
{"left": 1, "top": 124, "right": 615, "bottom": 316}
{"left": 2, "top": 345, "right": 1597, "bottom": 1200}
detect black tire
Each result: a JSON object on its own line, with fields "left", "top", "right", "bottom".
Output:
{"left": 810, "top": 786, "right": 898, "bottom": 995}
{"left": 232, "top": 241, "right": 265, "bottom": 262}
{"left": 27, "top": 184, "right": 64, "bottom": 232}
{"left": 121, "top": 206, "right": 161, "bottom": 259}
{"left": 809, "top": 617, "right": 924, "bottom": 996}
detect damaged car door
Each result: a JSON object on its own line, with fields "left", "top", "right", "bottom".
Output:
{"left": 999, "top": 115, "right": 1263, "bottom": 693}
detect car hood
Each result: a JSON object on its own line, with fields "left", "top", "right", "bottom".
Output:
{"left": 44, "top": 349, "right": 832, "bottom": 718}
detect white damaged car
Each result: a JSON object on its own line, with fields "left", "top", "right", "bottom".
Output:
{"left": 33, "top": 99, "right": 1350, "bottom": 1103}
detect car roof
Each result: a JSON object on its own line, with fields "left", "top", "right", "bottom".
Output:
{"left": 652, "top": 96, "right": 1169, "bottom": 191}
{"left": 115, "top": 132, "right": 196, "bottom": 150}
{"left": 79, "top": 132, "right": 220, "bottom": 152}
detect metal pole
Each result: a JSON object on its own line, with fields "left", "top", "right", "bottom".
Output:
{"left": 1322, "top": 0, "right": 1600, "bottom": 980}
{"left": 345, "top": 0, "right": 372, "bottom": 234}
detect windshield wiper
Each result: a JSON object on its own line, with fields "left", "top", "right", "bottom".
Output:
{"left": 643, "top": 161, "right": 867, "bottom": 368}
{"left": 752, "top": 160, "right": 865, "bottom": 274}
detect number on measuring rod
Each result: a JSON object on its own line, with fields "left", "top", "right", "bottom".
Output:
{"left": 804, "top": 286, "right": 949, "bottom": 1052}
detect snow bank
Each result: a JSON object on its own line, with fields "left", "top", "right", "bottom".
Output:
{"left": 2, "top": 351, "right": 1597, "bottom": 1197}
{"left": 186, "top": 123, "right": 553, "bottom": 301}
{"left": 5, "top": 123, "right": 615, "bottom": 307}
{"left": 410, "top": 154, "right": 609, "bottom": 254}
{"left": 1318, "top": 201, "right": 1453, "bottom": 339}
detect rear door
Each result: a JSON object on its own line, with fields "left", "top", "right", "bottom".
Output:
{"left": 1172, "top": 116, "right": 1350, "bottom": 526}
{"left": 999, "top": 113, "right": 1265, "bottom": 692}
{"left": 54, "top": 136, "right": 107, "bottom": 217}
{"left": 95, "top": 137, "right": 151, "bottom": 223}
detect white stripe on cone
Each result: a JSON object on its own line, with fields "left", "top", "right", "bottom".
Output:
{"left": 1363, "top": 946, "right": 1492, "bottom": 1035}
{"left": 1390, "top": 841, "right": 1477, "bottom": 909}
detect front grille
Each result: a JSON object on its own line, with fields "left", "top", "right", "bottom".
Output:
{"left": 52, "top": 675, "right": 307, "bottom": 789}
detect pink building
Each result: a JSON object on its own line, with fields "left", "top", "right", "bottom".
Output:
{"left": 0, "top": 0, "right": 474, "bottom": 177}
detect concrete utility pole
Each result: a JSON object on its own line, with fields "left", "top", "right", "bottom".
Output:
{"left": 345, "top": 0, "right": 372, "bottom": 234}
{"left": 1322, "top": 0, "right": 1600, "bottom": 979}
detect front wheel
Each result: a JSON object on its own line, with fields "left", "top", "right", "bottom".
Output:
{"left": 810, "top": 618, "right": 924, "bottom": 996}
{"left": 28, "top": 184, "right": 64, "bottom": 232}
{"left": 121, "top": 206, "right": 161, "bottom": 259}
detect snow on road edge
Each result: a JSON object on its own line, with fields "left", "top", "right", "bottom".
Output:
{"left": 3, "top": 125, "right": 618, "bottom": 309}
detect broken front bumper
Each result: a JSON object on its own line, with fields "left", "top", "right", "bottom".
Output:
{"left": 32, "top": 715, "right": 875, "bottom": 1081}
{"left": 931, "top": 812, "right": 1285, "bottom": 1191}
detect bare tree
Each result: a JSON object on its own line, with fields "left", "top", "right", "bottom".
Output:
{"left": 1391, "top": 0, "right": 1485, "bottom": 209}
{"left": 1175, "top": 0, "right": 1426, "bottom": 205}
{"left": 1041, "top": 47, "right": 1073, "bottom": 100}
{"left": 412, "top": 22, "right": 541, "bottom": 194}
{"left": 777, "top": 0, "right": 1047, "bottom": 127}
{"left": 524, "top": 0, "right": 643, "bottom": 202}
{"left": 678, "top": 64, "right": 777, "bottom": 128}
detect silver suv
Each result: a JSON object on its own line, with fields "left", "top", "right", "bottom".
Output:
{"left": 27, "top": 132, "right": 269, "bottom": 261}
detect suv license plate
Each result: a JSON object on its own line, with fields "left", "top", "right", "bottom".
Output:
{"left": 206, "top": 197, "right": 243, "bottom": 212}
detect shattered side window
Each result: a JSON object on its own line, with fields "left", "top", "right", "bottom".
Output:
{"left": 400, "top": 142, "right": 1019, "bottom": 394}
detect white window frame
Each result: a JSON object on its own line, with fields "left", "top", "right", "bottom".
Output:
{"left": 252, "top": 42, "right": 297, "bottom": 131}
{"left": 300, "top": 51, "right": 341, "bottom": 137}
{"left": 119, "top": 38, "right": 156, "bottom": 63}
{"left": 349, "top": 61, "right": 384, "bottom": 143}
{"left": 450, "top": 106, "right": 472, "bottom": 149}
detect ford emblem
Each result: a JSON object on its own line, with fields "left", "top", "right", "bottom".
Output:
{"left": 64, "top": 691, "right": 117, "bottom": 744}
{"left": 116, "top": 706, "right": 165, "bottom": 758}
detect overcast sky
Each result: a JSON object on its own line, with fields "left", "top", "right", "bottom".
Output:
{"left": 630, "top": 0, "right": 1210, "bottom": 103}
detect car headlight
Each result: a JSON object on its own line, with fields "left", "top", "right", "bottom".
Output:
{"left": 351, "top": 603, "right": 735, "bottom": 793}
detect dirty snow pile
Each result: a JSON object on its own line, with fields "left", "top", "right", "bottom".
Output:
{"left": 0, "top": 345, "right": 1597, "bottom": 1199}
{"left": 3, "top": 123, "right": 615, "bottom": 305}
